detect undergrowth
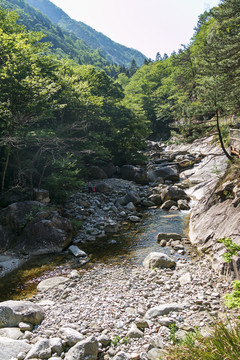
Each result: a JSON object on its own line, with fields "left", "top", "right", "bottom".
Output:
{"left": 164, "top": 321, "right": 240, "bottom": 360}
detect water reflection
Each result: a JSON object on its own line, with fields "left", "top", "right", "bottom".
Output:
{"left": 82, "top": 208, "right": 190, "bottom": 264}
{"left": 0, "top": 208, "right": 190, "bottom": 301}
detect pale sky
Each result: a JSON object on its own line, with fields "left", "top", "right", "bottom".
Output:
{"left": 50, "top": 0, "right": 221, "bottom": 59}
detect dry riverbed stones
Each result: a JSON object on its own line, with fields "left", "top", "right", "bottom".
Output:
{"left": 0, "top": 256, "right": 234, "bottom": 360}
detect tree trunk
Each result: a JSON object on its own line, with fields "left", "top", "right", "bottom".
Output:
{"left": 216, "top": 111, "right": 233, "bottom": 161}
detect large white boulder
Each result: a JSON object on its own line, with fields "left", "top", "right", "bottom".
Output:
{"left": 143, "top": 252, "right": 176, "bottom": 270}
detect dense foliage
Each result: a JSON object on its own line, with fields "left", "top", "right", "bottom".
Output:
{"left": 1, "top": 0, "right": 239, "bottom": 201}
{"left": 0, "top": 9, "right": 150, "bottom": 201}
{"left": 122, "top": 0, "right": 240, "bottom": 142}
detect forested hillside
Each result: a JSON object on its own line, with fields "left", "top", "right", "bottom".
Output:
{"left": 0, "top": 0, "right": 239, "bottom": 203}
{"left": 121, "top": 0, "right": 240, "bottom": 140}
{"left": 0, "top": 9, "right": 150, "bottom": 202}
{"left": 24, "top": 0, "right": 147, "bottom": 67}
{"left": 0, "top": 0, "right": 117, "bottom": 70}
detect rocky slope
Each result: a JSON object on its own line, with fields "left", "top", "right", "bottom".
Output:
{"left": 170, "top": 136, "right": 240, "bottom": 278}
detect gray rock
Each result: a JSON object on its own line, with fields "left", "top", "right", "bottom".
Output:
{"left": 134, "top": 319, "right": 149, "bottom": 330}
{"left": 0, "top": 337, "right": 31, "bottom": 360}
{"left": 37, "top": 276, "right": 68, "bottom": 292}
{"left": 49, "top": 337, "right": 63, "bottom": 356}
{"left": 97, "top": 334, "right": 111, "bottom": 346}
{"left": 148, "top": 194, "right": 162, "bottom": 205}
{"left": 59, "top": 327, "right": 84, "bottom": 347}
{"left": 104, "top": 221, "right": 120, "bottom": 234}
{"left": 64, "top": 336, "right": 98, "bottom": 360}
{"left": 161, "top": 186, "right": 189, "bottom": 202}
{"left": 25, "top": 338, "right": 51, "bottom": 359}
{"left": 124, "top": 191, "right": 141, "bottom": 205}
{"left": 129, "top": 216, "right": 141, "bottom": 223}
{"left": 125, "top": 202, "right": 136, "bottom": 212}
{"left": 127, "top": 323, "right": 144, "bottom": 338}
{"left": 68, "top": 246, "right": 88, "bottom": 258}
{"left": 145, "top": 303, "right": 185, "bottom": 319}
{"left": 17, "top": 213, "right": 73, "bottom": 255}
{"left": 147, "top": 165, "right": 179, "bottom": 182}
{"left": 179, "top": 272, "right": 192, "bottom": 285}
{"left": 143, "top": 252, "right": 176, "bottom": 270}
{"left": 113, "top": 351, "right": 130, "bottom": 360}
{"left": 157, "top": 233, "right": 182, "bottom": 241}
{"left": 0, "top": 327, "right": 24, "bottom": 340}
{"left": 0, "top": 225, "right": 14, "bottom": 253}
{"left": 178, "top": 199, "right": 190, "bottom": 210}
{"left": 121, "top": 165, "right": 148, "bottom": 185}
{"left": 18, "top": 322, "right": 33, "bottom": 331}
{"left": 0, "top": 300, "right": 45, "bottom": 328}
{"left": 161, "top": 200, "right": 177, "bottom": 210}
{"left": 147, "top": 348, "right": 165, "bottom": 360}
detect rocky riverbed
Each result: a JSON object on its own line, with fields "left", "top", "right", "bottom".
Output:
{"left": 0, "top": 135, "right": 239, "bottom": 360}
{"left": 0, "top": 256, "right": 236, "bottom": 360}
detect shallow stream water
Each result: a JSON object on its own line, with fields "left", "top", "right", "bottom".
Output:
{"left": 0, "top": 208, "right": 191, "bottom": 302}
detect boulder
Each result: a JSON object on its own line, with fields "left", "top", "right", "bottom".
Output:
{"left": 124, "top": 191, "right": 141, "bottom": 205}
{"left": 143, "top": 252, "right": 176, "bottom": 270}
{"left": 178, "top": 199, "right": 190, "bottom": 210}
{"left": 113, "top": 352, "right": 130, "bottom": 360}
{"left": 0, "top": 300, "right": 44, "bottom": 328}
{"left": 145, "top": 303, "right": 185, "bottom": 319}
{"left": 104, "top": 221, "right": 120, "bottom": 234}
{"left": 147, "top": 348, "right": 165, "bottom": 360}
{"left": 127, "top": 323, "right": 144, "bottom": 338}
{"left": 0, "top": 337, "right": 31, "bottom": 360}
{"left": 59, "top": 327, "right": 84, "bottom": 347}
{"left": 68, "top": 245, "right": 88, "bottom": 258}
{"left": 0, "top": 201, "right": 44, "bottom": 233}
{"left": 120, "top": 165, "right": 148, "bottom": 185}
{"left": 25, "top": 339, "right": 51, "bottom": 359}
{"left": 64, "top": 336, "right": 98, "bottom": 360}
{"left": 157, "top": 233, "right": 182, "bottom": 241}
{"left": 148, "top": 194, "right": 162, "bottom": 205}
{"left": 16, "top": 213, "right": 73, "bottom": 255}
{"left": 129, "top": 215, "right": 141, "bottom": 223}
{"left": 147, "top": 165, "right": 179, "bottom": 182}
{"left": 0, "top": 327, "right": 24, "bottom": 340}
{"left": 161, "top": 200, "right": 177, "bottom": 210}
{"left": 37, "top": 276, "right": 68, "bottom": 292}
{"left": 0, "top": 225, "right": 14, "bottom": 253}
{"left": 0, "top": 201, "right": 73, "bottom": 255}
{"left": 161, "top": 186, "right": 189, "bottom": 202}
{"left": 90, "top": 166, "right": 108, "bottom": 179}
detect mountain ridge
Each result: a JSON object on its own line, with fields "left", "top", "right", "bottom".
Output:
{"left": 24, "top": 0, "right": 147, "bottom": 67}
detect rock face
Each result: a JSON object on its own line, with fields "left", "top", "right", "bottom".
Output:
{"left": 0, "top": 300, "right": 45, "bottom": 328}
{"left": 142, "top": 252, "right": 176, "bottom": 269}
